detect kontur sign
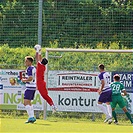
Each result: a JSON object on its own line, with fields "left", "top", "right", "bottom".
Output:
{"left": 0, "top": 69, "right": 133, "bottom": 114}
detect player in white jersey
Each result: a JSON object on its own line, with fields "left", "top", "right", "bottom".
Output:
{"left": 21, "top": 56, "right": 36, "bottom": 123}
{"left": 97, "top": 64, "right": 112, "bottom": 124}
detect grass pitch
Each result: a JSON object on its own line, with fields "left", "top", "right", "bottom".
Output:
{"left": 0, "top": 118, "right": 133, "bottom": 133}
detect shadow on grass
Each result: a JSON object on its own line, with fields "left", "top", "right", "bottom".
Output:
{"left": 34, "top": 123, "right": 51, "bottom": 126}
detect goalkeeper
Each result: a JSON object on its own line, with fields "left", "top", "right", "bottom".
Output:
{"left": 110, "top": 74, "right": 133, "bottom": 125}
{"left": 34, "top": 44, "right": 57, "bottom": 113}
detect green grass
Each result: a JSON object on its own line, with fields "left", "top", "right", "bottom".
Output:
{"left": 0, "top": 118, "right": 133, "bottom": 133}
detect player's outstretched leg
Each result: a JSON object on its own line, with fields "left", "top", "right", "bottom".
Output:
{"left": 122, "top": 107, "right": 133, "bottom": 125}
{"left": 25, "top": 105, "right": 36, "bottom": 124}
{"left": 112, "top": 110, "right": 119, "bottom": 125}
{"left": 97, "top": 103, "right": 111, "bottom": 123}
{"left": 106, "top": 104, "right": 112, "bottom": 124}
{"left": 37, "top": 83, "right": 57, "bottom": 114}
{"left": 125, "top": 112, "right": 133, "bottom": 124}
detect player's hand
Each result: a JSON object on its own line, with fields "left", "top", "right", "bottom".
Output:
{"left": 121, "top": 93, "right": 125, "bottom": 96}
{"left": 98, "top": 89, "right": 102, "bottom": 95}
{"left": 21, "top": 78, "right": 27, "bottom": 83}
{"left": 34, "top": 44, "right": 41, "bottom": 52}
{"left": 16, "top": 78, "right": 25, "bottom": 85}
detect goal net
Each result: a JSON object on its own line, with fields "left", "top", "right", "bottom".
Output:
{"left": 44, "top": 48, "right": 133, "bottom": 120}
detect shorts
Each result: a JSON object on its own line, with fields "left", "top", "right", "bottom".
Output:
{"left": 98, "top": 90, "right": 112, "bottom": 103}
{"left": 111, "top": 95, "right": 125, "bottom": 109}
{"left": 24, "top": 89, "right": 36, "bottom": 100}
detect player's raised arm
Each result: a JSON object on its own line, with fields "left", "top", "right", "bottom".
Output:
{"left": 34, "top": 44, "right": 42, "bottom": 63}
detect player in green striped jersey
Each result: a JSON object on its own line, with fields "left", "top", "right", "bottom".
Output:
{"left": 110, "top": 74, "right": 133, "bottom": 125}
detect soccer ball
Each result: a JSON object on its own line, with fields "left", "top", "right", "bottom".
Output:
{"left": 34, "top": 44, "right": 41, "bottom": 52}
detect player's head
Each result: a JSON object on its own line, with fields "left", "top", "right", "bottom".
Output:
{"left": 25, "top": 56, "right": 34, "bottom": 66}
{"left": 41, "top": 58, "right": 48, "bottom": 66}
{"left": 113, "top": 74, "right": 120, "bottom": 81}
{"left": 98, "top": 64, "right": 105, "bottom": 72}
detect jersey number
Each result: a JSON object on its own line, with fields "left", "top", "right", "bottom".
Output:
{"left": 106, "top": 76, "right": 110, "bottom": 84}
{"left": 112, "top": 84, "right": 120, "bottom": 91}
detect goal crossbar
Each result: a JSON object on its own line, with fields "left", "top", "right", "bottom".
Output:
{"left": 45, "top": 48, "right": 133, "bottom": 53}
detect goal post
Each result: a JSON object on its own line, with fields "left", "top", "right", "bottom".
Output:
{"left": 44, "top": 48, "right": 133, "bottom": 119}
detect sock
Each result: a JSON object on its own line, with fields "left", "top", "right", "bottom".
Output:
{"left": 30, "top": 105, "right": 35, "bottom": 118}
{"left": 51, "top": 104, "right": 56, "bottom": 109}
{"left": 25, "top": 105, "right": 34, "bottom": 118}
{"left": 106, "top": 104, "right": 112, "bottom": 117}
{"left": 25, "top": 105, "right": 31, "bottom": 118}
{"left": 97, "top": 104, "right": 109, "bottom": 117}
{"left": 112, "top": 111, "right": 118, "bottom": 122}
{"left": 51, "top": 104, "right": 55, "bottom": 108}
{"left": 125, "top": 112, "right": 133, "bottom": 123}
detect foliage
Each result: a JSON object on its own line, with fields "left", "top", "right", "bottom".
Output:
{"left": 0, "top": 0, "right": 133, "bottom": 48}
{"left": 0, "top": 44, "right": 38, "bottom": 69}
{"left": 0, "top": 44, "right": 132, "bottom": 72}
{"left": 0, "top": 0, "right": 38, "bottom": 47}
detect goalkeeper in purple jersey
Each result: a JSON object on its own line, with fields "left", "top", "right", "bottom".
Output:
{"left": 97, "top": 64, "right": 112, "bottom": 124}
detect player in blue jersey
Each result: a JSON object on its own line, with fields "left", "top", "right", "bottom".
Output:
{"left": 21, "top": 56, "right": 36, "bottom": 123}
{"left": 97, "top": 64, "right": 112, "bottom": 124}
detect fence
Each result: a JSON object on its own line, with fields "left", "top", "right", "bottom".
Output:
{"left": 0, "top": 0, "right": 133, "bottom": 48}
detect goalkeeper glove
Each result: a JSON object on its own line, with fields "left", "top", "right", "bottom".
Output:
{"left": 34, "top": 44, "right": 41, "bottom": 54}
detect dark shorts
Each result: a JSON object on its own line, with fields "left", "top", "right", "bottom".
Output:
{"left": 24, "top": 89, "right": 36, "bottom": 100}
{"left": 98, "top": 90, "right": 112, "bottom": 103}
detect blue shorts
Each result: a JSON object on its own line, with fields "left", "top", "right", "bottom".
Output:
{"left": 24, "top": 89, "right": 36, "bottom": 100}
{"left": 98, "top": 89, "right": 112, "bottom": 103}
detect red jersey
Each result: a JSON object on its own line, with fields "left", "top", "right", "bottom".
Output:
{"left": 36, "top": 61, "right": 54, "bottom": 106}
{"left": 36, "top": 62, "right": 46, "bottom": 83}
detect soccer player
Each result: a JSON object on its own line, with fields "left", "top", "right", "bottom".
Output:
{"left": 34, "top": 44, "right": 57, "bottom": 113}
{"left": 97, "top": 64, "right": 112, "bottom": 124}
{"left": 110, "top": 74, "right": 133, "bottom": 125}
{"left": 21, "top": 56, "right": 36, "bottom": 123}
